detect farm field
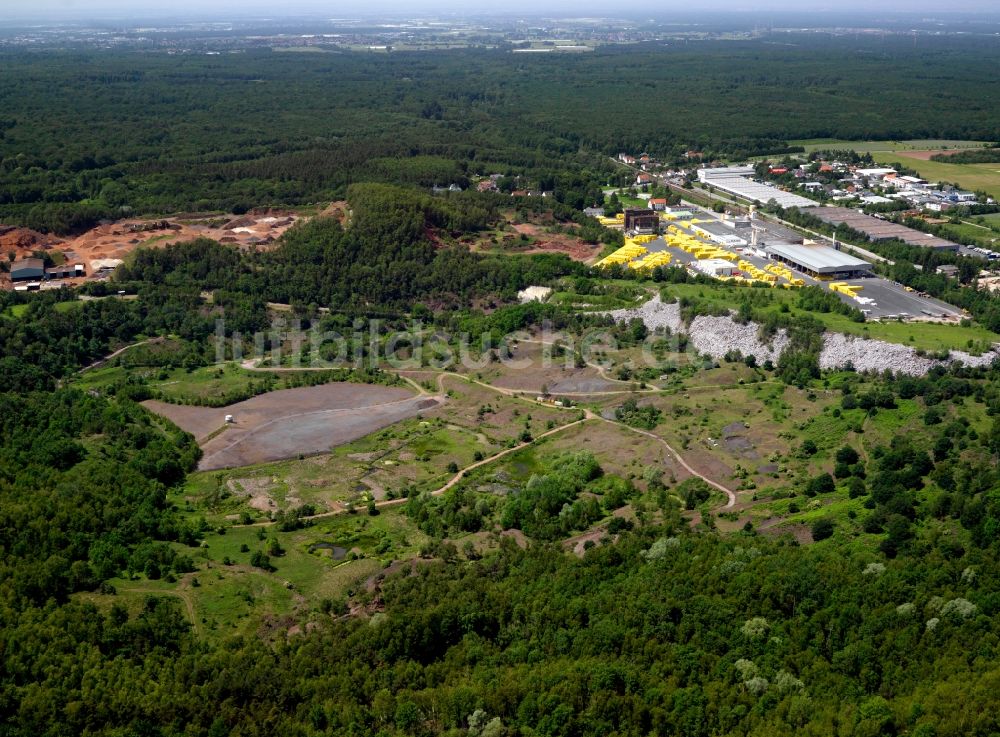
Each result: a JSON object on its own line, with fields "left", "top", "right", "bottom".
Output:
{"left": 790, "top": 138, "right": 988, "bottom": 155}
{"left": 871, "top": 152, "right": 1000, "bottom": 200}
{"left": 931, "top": 219, "right": 1000, "bottom": 249}
{"left": 145, "top": 382, "right": 437, "bottom": 470}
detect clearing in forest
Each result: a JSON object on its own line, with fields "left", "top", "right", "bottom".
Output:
{"left": 145, "top": 383, "right": 439, "bottom": 471}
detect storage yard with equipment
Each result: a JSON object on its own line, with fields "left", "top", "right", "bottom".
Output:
{"left": 595, "top": 199, "right": 964, "bottom": 321}
{"left": 810, "top": 207, "right": 961, "bottom": 251}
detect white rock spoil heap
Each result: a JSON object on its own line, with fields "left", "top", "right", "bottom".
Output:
{"left": 605, "top": 296, "right": 1000, "bottom": 377}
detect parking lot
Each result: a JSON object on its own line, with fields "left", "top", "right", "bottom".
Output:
{"left": 840, "top": 278, "right": 965, "bottom": 320}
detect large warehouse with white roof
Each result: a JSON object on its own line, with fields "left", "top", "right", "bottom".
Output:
{"left": 765, "top": 243, "right": 873, "bottom": 279}
{"left": 698, "top": 166, "right": 819, "bottom": 209}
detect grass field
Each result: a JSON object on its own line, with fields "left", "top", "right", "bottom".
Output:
{"left": 2, "top": 304, "right": 28, "bottom": 318}
{"left": 790, "top": 139, "right": 987, "bottom": 155}
{"left": 931, "top": 220, "right": 1000, "bottom": 249}
{"left": 79, "top": 507, "right": 426, "bottom": 638}
{"left": 73, "top": 361, "right": 284, "bottom": 403}
{"left": 2, "top": 300, "right": 80, "bottom": 319}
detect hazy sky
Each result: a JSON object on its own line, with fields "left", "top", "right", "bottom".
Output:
{"left": 2, "top": 0, "right": 998, "bottom": 20}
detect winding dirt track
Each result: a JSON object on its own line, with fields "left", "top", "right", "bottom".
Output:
{"left": 601, "top": 419, "right": 736, "bottom": 508}
{"left": 233, "top": 368, "right": 736, "bottom": 529}
{"left": 81, "top": 338, "right": 161, "bottom": 373}
{"left": 422, "top": 370, "right": 736, "bottom": 508}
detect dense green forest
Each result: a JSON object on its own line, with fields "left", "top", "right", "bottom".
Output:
{"left": 4, "top": 383, "right": 1000, "bottom": 736}
{"left": 6, "top": 31, "right": 1000, "bottom": 737}
{"left": 2, "top": 34, "right": 1000, "bottom": 231}
{"left": 931, "top": 148, "right": 1000, "bottom": 164}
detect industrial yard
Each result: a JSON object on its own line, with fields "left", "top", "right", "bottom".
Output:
{"left": 1, "top": 210, "right": 303, "bottom": 291}
{"left": 810, "top": 207, "right": 960, "bottom": 251}
{"left": 594, "top": 199, "right": 962, "bottom": 322}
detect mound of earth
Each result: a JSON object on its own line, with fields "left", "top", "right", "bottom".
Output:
{"left": 0, "top": 226, "right": 59, "bottom": 258}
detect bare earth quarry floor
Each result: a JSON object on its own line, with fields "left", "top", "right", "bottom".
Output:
{"left": 145, "top": 383, "right": 439, "bottom": 471}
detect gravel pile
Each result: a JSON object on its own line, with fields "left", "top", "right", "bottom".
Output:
{"left": 819, "top": 333, "right": 936, "bottom": 376}
{"left": 603, "top": 294, "right": 682, "bottom": 333}
{"left": 604, "top": 296, "right": 787, "bottom": 363}
{"left": 819, "top": 333, "right": 1000, "bottom": 376}
{"left": 688, "top": 315, "right": 789, "bottom": 363}
{"left": 604, "top": 297, "right": 1000, "bottom": 376}
{"left": 947, "top": 348, "right": 1000, "bottom": 369}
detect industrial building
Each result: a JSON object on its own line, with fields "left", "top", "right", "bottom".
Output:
{"left": 691, "top": 221, "right": 747, "bottom": 247}
{"left": 765, "top": 243, "right": 873, "bottom": 279}
{"left": 694, "top": 258, "right": 736, "bottom": 277}
{"left": 698, "top": 166, "right": 819, "bottom": 209}
{"left": 698, "top": 166, "right": 755, "bottom": 182}
{"left": 810, "top": 207, "right": 960, "bottom": 251}
{"left": 740, "top": 219, "right": 805, "bottom": 246}
{"left": 10, "top": 258, "right": 45, "bottom": 281}
{"left": 46, "top": 264, "right": 86, "bottom": 279}
{"left": 624, "top": 208, "right": 660, "bottom": 234}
